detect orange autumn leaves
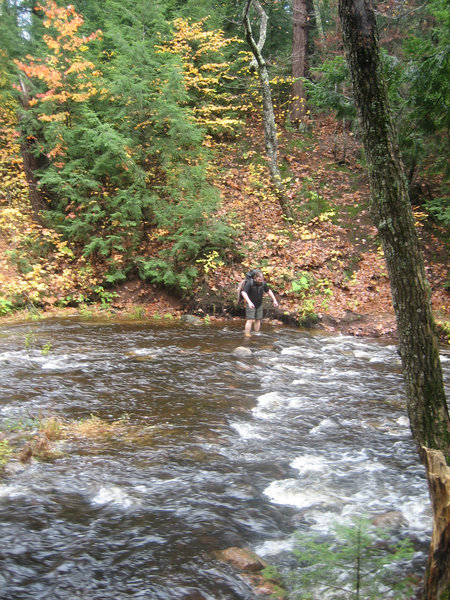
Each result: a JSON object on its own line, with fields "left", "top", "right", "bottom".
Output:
{"left": 15, "top": 1, "right": 103, "bottom": 134}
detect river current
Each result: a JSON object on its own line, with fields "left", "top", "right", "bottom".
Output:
{"left": 0, "top": 318, "right": 449, "bottom": 599}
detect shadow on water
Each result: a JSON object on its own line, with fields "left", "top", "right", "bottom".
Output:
{"left": 0, "top": 317, "right": 448, "bottom": 599}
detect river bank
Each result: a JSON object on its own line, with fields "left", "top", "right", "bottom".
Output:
{"left": 1, "top": 118, "right": 448, "bottom": 344}
{"left": 0, "top": 291, "right": 400, "bottom": 340}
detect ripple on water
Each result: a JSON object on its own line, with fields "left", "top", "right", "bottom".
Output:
{"left": 0, "top": 320, "right": 440, "bottom": 599}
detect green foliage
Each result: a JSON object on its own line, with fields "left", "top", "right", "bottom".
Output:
{"left": 284, "top": 269, "right": 333, "bottom": 323}
{"left": 297, "top": 190, "right": 334, "bottom": 223}
{"left": 137, "top": 183, "right": 234, "bottom": 291}
{"left": 304, "top": 56, "right": 356, "bottom": 122}
{"left": 291, "top": 274, "right": 311, "bottom": 294}
{"left": 5, "top": 0, "right": 446, "bottom": 305}
{"left": 39, "top": 106, "right": 150, "bottom": 265}
{"left": 196, "top": 250, "right": 224, "bottom": 275}
{"left": 402, "top": 0, "right": 449, "bottom": 139}
{"left": 435, "top": 318, "right": 450, "bottom": 344}
{"left": 128, "top": 305, "right": 145, "bottom": 319}
{"left": 0, "top": 415, "right": 41, "bottom": 432}
{"left": 12, "top": 1, "right": 237, "bottom": 295}
{"left": 424, "top": 196, "right": 450, "bottom": 226}
{"left": 398, "top": 38, "right": 449, "bottom": 188}
{"left": 0, "top": 439, "right": 12, "bottom": 468}
{"left": 294, "top": 177, "right": 335, "bottom": 224}
{"left": 93, "top": 285, "right": 118, "bottom": 308}
{"left": 280, "top": 517, "right": 416, "bottom": 599}
{"left": 0, "top": 0, "right": 30, "bottom": 69}
{"left": 0, "top": 296, "right": 14, "bottom": 315}
{"left": 24, "top": 331, "right": 35, "bottom": 351}
{"left": 137, "top": 257, "right": 199, "bottom": 291}
{"left": 41, "top": 342, "right": 52, "bottom": 356}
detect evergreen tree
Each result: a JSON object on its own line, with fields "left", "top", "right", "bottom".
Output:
{"left": 15, "top": 1, "right": 151, "bottom": 281}
{"left": 97, "top": 0, "right": 237, "bottom": 289}
{"left": 14, "top": 0, "right": 238, "bottom": 290}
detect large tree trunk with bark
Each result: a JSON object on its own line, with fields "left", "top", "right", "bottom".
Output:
{"left": 338, "top": 0, "right": 450, "bottom": 597}
{"left": 291, "top": 0, "right": 308, "bottom": 124}
{"left": 243, "top": 0, "right": 294, "bottom": 220}
{"left": 424, "top": 449, "right": 450, "bottom": 598}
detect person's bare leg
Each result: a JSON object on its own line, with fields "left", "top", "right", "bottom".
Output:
{"left": 254, "top": 319, "right": 261, "bottom": 332}
{"left": 245, "top": 320, "right": 253, "bottom": 336}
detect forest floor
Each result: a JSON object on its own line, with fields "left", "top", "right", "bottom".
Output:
{"left": 0, "top": 115, "right": 448, "bottom": 341}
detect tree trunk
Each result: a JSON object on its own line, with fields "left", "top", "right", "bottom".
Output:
{"left": 311, "top": 0, "right": 324, "bottom": 39}
{"left": 243, "top": 0, "right": 294, "bottom": 221}
{"left": 338, "top": 0, "right": 449, "bottom": 597}
{"left": 423, "top": 449, "right": 450, "bottom": 599}
{"left": 291, "top": 0, "right": 308, "bottom": 124}
{"left": 18, "top": 77, "right": 47, "bottom": 224}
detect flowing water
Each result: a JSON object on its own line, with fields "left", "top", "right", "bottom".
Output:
{"left": 0, "top": 318, "right": 449, "bottom": 600}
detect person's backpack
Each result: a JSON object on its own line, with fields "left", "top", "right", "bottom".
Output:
{"left": 236, "top": 271, "right": 255, "bottom": 303}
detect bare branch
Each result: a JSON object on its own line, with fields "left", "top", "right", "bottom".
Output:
{"left": 243, "top": 0, "right": 268, "bottom": 71}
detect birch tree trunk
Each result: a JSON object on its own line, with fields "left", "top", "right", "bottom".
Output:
{"left": 338, "top": 0, "right": 449, "bottom": 597}
{"left": 243, "top": 0, "right": 294, "bottom": 221}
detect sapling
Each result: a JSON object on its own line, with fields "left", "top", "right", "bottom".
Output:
{"left": 266, "top": 517, "right": 416, "bottom": 600}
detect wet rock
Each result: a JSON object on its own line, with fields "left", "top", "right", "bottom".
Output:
{"left": 181, "top": 314, "right": 203, "bottom": 325}
{"left": 216, "top": 547, "right": 268, "bottom": 571}
{"left": 216, "top": 548, "right": 285, "bottom": 598}
{"left": 233, "top": 346, "right": 252, "bottom": 358}
{"left": 372, "top": 511, "right": 406, "bottom": 529}
{"left": 240, "top": 573, "right": 284, "bottom": 598}
{"left": 235, "top": 361, "right": 253, "bottom": 372}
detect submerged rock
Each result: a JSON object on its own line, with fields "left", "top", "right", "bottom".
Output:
{"left": 372, "top": 510, "right": 406, "bottom": 529}
{"left": 235, "top": 361, "right": 253, "bottom": 372}
{"left": 216, "top": 547, "right": 267, "bottom": 571}
{"left": 233, "top": 346, "right": 252, "bottom": 358}
{"left": 181, "top": 314, "right": 203, "bottom": 325}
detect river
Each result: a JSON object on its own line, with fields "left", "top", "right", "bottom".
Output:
{"left": 0, "top": 318, "right": 448, "bottom": 599}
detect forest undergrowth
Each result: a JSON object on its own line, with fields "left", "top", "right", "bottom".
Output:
{"left": 0, "top": 115, "right": 448, "bottom": 340}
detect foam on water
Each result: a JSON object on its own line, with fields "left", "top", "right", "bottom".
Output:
{"left": 0, "top": 320, "right": 443, "bottom": 599}
{"left": 291, "top": 454, "right": 327, "bottom": 474}
{"left": 0, "top": 484, "right": 28, "bottom": 500}
{"left": 91, "top": 484, "right": 140, "bottom": 509}
{"left": 230, "top": 421, "right": 265, "bottom": 439}
{"left": 399, "top": 498, "right": 433, "bottom": 538}
{"left": 309, "top": 418, "right": 338, "bottom": 434}
{"left": 264, "top": 479, "right": 335, "bottom": 509}
{"left": 254, "top": 537, "right": 295, "bottom": 557}
{"left": 40, "top": 354, "right": 88, "bottom": 371}
{"left": 0, "top": 350, "right": 24, "bottom": 364}
{"left": 252, "top": 391, "right": 288, "bottom": 419}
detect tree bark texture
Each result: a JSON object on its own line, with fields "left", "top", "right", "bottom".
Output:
{"left": 338, "top": 1, "right": 449, "bottom": 596}
{"left": 243, "top": 0, "right": 294, "bottom": 220}
{"left": 423, "top": 449, "right": 450, "bottom": 600}
{"left": 338, "top": 0, "right": 448, "bottom": 460}
{"left": 291, "top": 0, "right": 308, "bottom": 123}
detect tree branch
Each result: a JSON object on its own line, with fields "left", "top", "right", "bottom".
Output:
{"left": 243, "top": 0, "right": 268, "bottom": 71}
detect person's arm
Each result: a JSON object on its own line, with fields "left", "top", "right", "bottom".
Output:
{"left": 267, "top": 289, "right": 279, "bottom": 308}
{"left": 241, "top": 291, "right": 255, "bottom": 309}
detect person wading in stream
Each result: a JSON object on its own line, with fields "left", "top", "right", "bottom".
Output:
{"left": 240, "top": 269, "right": 278, "bottom": 336}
